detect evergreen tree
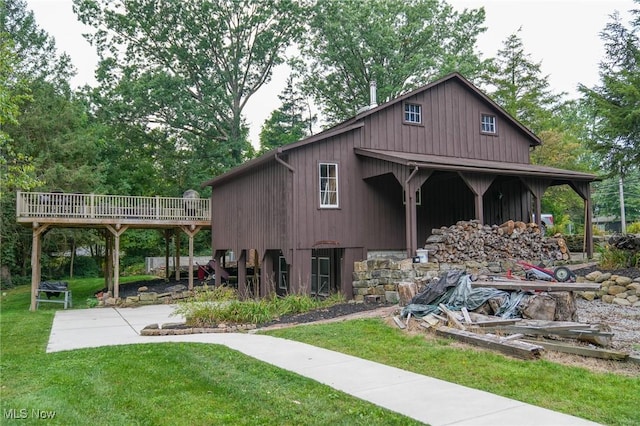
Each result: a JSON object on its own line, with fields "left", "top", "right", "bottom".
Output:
{"left": 579, "top": 4, "right": 640, "bottom": 175}
{"left": 259, "top": 76, "right": 315, "bottom": 153}
{"left": 488, "top": 28, "right": 563, "bottom": 134}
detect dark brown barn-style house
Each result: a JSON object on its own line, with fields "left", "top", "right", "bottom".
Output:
{"left": 203, "top": 73, "right": 596, "bottom": 299}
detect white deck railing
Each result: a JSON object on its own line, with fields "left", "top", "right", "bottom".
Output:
{"left": 16, "top": 191, "right": 210, "bottom": 221}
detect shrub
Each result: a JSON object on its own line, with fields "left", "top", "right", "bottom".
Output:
{"left": 627, "top": 222, "right": 640, "bottom": 234}
{"left": 174, "top": 290, "right": 346, "bottom": 327}
{"left": 598, "top": 244, "right": 640, "bottom": 269}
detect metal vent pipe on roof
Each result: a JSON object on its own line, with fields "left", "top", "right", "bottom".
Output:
{"left": 369, "top": 80, "right": 378, "bottom": 108}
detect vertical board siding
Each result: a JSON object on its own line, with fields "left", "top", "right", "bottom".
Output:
{"left": 288, "top": 130, "right": 404, "bottom": 251}
{"left": 211, "top": 161, "right": 289, "bottom": 254}
{"left": 364, "top": 79, "right": 531, "bottom": 164}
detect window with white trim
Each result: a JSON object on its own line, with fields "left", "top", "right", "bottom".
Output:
{"left": 319, "top": 163, "right": 338, "bottom": 208}
{"left": 404, "top": 103, "right": 422, "bottom": 124}
{"left": 481, "top": 114, "right": 497, "bottom": 134}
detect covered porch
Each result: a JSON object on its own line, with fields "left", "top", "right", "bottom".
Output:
{"left": 355, "top": 148, "right": 597, "bottom": 259}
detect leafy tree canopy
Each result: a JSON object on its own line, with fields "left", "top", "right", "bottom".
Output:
{"left": 73, "top": 0, "right": 307, "bottom": 175}
{"left": 296, "top": 0, "right": 489, "bottom": 125}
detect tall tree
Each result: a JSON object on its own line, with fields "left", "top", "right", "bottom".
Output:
{"left": 488, "top": 28, "right": 563, "bottom": 134}
{"left": 73, "top": 0, "right": 307, "bottom": 175}
{"left": 296, "top": 0, "right": 489, "bottom": 125}
{"left": 259, "top": 76, "right": 315, "bottom": 153}
{"left": 0, "top": 0, "right": 74, "bottom": 85}
{"left": 579, "top": 4, "right": 640, "bottom": 175}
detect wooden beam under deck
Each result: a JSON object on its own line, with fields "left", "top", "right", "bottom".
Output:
{"left": 17, "top": 192, "right": 211, "bottom": 307}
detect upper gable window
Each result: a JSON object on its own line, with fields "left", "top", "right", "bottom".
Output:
{"left": 404, "top": 102, "right": 422, "bottom": 124}
{"left": 481, "top": 114, "right": 497, "bottom": 134}
{"left": 319, "top": 163, "right": 338, "bottom": 208}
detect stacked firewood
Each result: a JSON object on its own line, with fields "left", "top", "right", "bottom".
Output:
{"left": 424, "top": 220, "right": 568, "bottom": 263}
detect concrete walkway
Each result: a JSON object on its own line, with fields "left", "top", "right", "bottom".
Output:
{"left": 47, "top": 305, "right": 599, "bottom": 426}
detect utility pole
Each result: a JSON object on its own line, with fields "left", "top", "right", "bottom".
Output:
{"left": 619, "top": 175, "right": 627, "bottom": 234}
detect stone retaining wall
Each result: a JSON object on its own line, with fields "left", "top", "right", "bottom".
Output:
{"left": 578, "top": 271, "right": 640, "bottom": 307}
{"left": 352, "top": 258, "right": 515, "bottom": 302}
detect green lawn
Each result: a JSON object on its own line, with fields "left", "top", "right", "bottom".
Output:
{"left": 265, "top": 319, "right": 640, "bottom": 426}
{"left": 0, "top": 279, "right": 420, "bottom": 426}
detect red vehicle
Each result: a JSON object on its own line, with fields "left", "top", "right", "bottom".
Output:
{"left": 516, "top": 260, "right": 575, "bottom": 282}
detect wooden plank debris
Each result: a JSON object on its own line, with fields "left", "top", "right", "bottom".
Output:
{"left": 461, "top": 307, "right": 472, "bottom": 324}
{"left": 521, "top": 339, "right": 628, "bottom": 361}
{"left": 484, "top": 320, "right": 613, "bottom": 347}
{"left": 438, "top": 304, "right": 466, "bottom": 330}
{"left": 472, "top": 279, "right": 600, "bottom": 292}
{"left": 392, "top": 316, "right": 406, "bottom": 329}
{"left": 435, "top": 326, "right": 544, "bottom": 360}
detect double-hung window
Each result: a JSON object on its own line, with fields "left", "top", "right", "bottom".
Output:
{"left": 319, "top": 163, "right": 338, "bottom": 208}
{"left": 481, "top": 114, "right": 497, "bottom": 134}
{"left": 404, "top": 103, "right": 422, "bottom": 124}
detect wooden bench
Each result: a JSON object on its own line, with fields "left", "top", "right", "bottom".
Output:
{"left": 36, "top": 284, "right": 72, "bottom": 310}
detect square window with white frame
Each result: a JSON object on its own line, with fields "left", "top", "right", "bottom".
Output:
{"left": 404, "top": 103, "right": 422, "bottom": 124}
{"left": 481, "top": 114, "right": 497, "bottom": 134}
{"left": 319, "top": 163, "right": 338, "bottom": 208}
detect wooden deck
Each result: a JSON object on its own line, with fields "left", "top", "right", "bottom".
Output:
{"left": 16, "top": 191, "right": 211, "bottom": 228}
{"left": 17, "top": 191, "right": 212, "bottom": 311}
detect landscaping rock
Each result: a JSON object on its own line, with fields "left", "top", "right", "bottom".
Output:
{"left": 615, "top": 276, "right": 633, "bottom": 286}
{"left": 585, "top": 271, "right": 602, "bottom": 281}
{"left": 613, "top": 298, "right": 632, "bottom": 306}
{"left": 608, "top": 285, "right": 627, "bottom": 295}
{"left": 166, "top": 284, "right": 187, "bottom": 292}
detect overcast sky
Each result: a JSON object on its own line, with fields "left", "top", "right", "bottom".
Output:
{"left": 26, "top": 0, "right": 637, "bottom": 148}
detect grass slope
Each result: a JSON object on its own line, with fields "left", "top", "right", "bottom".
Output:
{"left": 265, "top": 319, "right": 640, "bottom": 426}
{"left": 0, "top": 279, "right": 419, "bottom": 426}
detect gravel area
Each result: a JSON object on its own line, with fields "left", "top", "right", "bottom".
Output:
{"left": 576, "top": 298, "right": 640, "bottom": 356}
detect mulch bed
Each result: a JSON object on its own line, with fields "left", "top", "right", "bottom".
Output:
{"left": 114, "top": 277, "right": 391, "bottom": 326}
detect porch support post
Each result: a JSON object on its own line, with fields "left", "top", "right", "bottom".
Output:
{"left": 237, "top": 250, "right": 247, "bottom": 299}
{"left": 402, "top": 166, "right": 431, "bottom": 258}
{"left": 213, "top": 249, "right": 225, "bottom": 287}
{"left": 570, "top": 181, "right": 594, "bottom": 259}
{"left": 458, "top": 173, "right": 495, "bottom": 225}
{"left": 520, "top": 178, "right": 552, "bottom": 229}
{"left": 180, "top": 225, "right": 202, "bottom": 290}
{"left": 29, "top": 223, "right": 50, "bottom": 311}
{"left": 105, "top": 224, "right": 129, "bottom": 300}
{"left": 341, "top": 248, "right": 364, "bottom": 300}
{"left": 292, "top": 248, "right": 312, "bottom": 295}
{"left": 260, "top": 251, "right": 274, "bottom": 298}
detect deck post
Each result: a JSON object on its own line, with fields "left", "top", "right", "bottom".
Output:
{"left": 175, "top": 231, "right": 181, "bottom": 282}
{"left": 106, "top": 224, "right": 128, "bottom": 300}
{"left": 180, "top": 225, "right": 201, "bottom": 290}
{"left": 29, "top": 223, "right": 50, "bottom": 311}
{"left": 164, "top": 230, "right": 171, "bottom": 281}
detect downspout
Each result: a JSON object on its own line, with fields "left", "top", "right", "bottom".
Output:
{"left": 275, "top": 148, "right": 296, "bottom": 289}
{"left": 404, "top": 164, "right": 419, "bottom": 258}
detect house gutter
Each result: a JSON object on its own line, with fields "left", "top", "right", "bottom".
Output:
{"left": 275, "top": 148, "right": 296, "bottom": 272}
{"left": 404, "top": 164, "right": 420, "bottom": 258}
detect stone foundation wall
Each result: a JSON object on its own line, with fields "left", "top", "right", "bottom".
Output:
{"left": 352, "top": 258, "right": 514, "bottom": 302}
